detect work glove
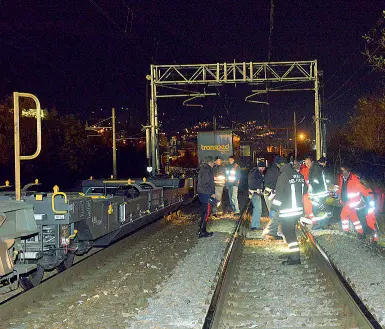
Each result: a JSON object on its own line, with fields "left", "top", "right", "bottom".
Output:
{"left": 268, "top": 192, "right": 276, "bottom": 201}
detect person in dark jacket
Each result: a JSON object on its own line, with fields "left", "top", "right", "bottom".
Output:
{"left": 271, "top": 163, "right": 305, "bottom": 265}
{"left": 226, "top": 156, "right": 241, "bottom": 214}
{"left": 308, "top": 157, "right": 328, "bottom": 198}
{"left": 197, "top": 156, "right": 216, "bottom": 238}
{"left": 248, "top": 160, "right": 265, "bottom": 230}
{"left": 212, "top": 156, "right": 226, "bottom": 216}
{"left": 262, "top": 156, "right": 286, "bottom": 239}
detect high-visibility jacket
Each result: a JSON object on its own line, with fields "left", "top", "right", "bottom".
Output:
{"left": 225, "top": 163, "right": 241, "bottom": 186}
{"left": 213, "top": 165, "right": 226, "bottom": 187}
{"left": 271, "top": 164, "right": 305, "bottom": 218}
{"left": 308, "top": 162, "right": 328, "bottom": 199}
{"left": 338, "top": 173, "right": 371, "bottom": 209}
{"left": 300, "top": 165, "right": 310, "bottom": 187}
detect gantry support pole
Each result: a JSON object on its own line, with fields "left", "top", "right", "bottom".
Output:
{"left": 149, "top": 65, "right": 157, "bottom": 176}
{"left": 314, "top": 61, "right": 321, "bottom": 160}
{"left": 112, "top": 107, "right": 117, "bottom": 179}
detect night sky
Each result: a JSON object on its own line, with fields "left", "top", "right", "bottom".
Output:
{"left": 0, "top": 1, "right": 384, "bottom": 134}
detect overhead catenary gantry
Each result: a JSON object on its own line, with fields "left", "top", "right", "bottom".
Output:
{"left": 147, "top": 60, "right": 323, "bottom": 175}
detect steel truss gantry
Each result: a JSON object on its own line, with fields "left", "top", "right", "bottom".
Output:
{"left": 147, "top": 60, "right": 322, "bottom": 175}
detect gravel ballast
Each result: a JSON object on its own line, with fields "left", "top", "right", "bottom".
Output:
{"left": 3, "top": 212, "right": 236, "bottom": 329}
{"left": 313, "top": 230, "right": 385, "bottom": 327}
{"left": 127, "top": 218, "right": 237, "bottom": 329}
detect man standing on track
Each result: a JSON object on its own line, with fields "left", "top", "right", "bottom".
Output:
{"left": 197, "top": 156, "right": 215, "bottom": 238}
{"left": 271, "top": 163, "right": 305, "bottom": 265}
{"left": 248, "top": 160, "right": 265, "bottom": 230}
{"left": 212, "top": 156, "right": 226, "bottom": 217}
{"left": 262, "top": 156, "right": 286, "bottom": 239}
{"left": 226, "top": 156, "right": 241, "bottom": 215}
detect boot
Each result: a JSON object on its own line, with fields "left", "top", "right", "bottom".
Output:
{"left": 199, "top": 220, "right": 213, "bottom": 238}
{"left": 371, "top": 231, "right": 379, "bottom": 243}
{"left": 282, "top": 258, "right": 301, "bottom": 265}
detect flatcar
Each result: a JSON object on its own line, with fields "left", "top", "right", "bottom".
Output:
{"left": 0, "top": 177, "right": 195, "bottom": 291}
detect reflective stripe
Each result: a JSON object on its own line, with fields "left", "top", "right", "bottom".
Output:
{"left": 280, "top": 207, "right": 303, "bottom": 213}
{"left": 347, "top": 192, "right": 360, "bottom": 198}
{"left": 313, "top": 212, "right": 328, "bottom": 221}
{"left": 291, "top": 184, "right": 297, "bottom": 210}
{"left": 313, "top": 179, "right": 319, "bottom": 184}
{"left": 289, "top": 247, "right": 300, "bottom": 252}
{"left": 349, "top": 201, "right": 361, "bottom": 208}
{"left": 352, "top": 221, "right": 361, "bottom": 225}
{"left": 279, "top": 211, "right": 303, "bottom": 218}
{"left": 272, "top": 199, "right": 282, "bottom": 206}
{"left": 288, "top": 242, "right": 298, "bottom": 247}
{"left": 341, "top": 220, "right": 349, "bottom": 224}
{"left": 322, "top": 173, "right": 328, "bottom": 190}
{"left": 310, "top": 191, "right": 329, "bottom": 197}
{"left": 265, "top": 187, "right": 272, "bottom": 192}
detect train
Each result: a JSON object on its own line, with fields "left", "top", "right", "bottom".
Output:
{"left": 0, "top": 176, "right": 195, "bottom": 291}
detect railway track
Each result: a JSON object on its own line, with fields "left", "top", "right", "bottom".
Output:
{"left": 204, "top": 203, "right": 382, "bottom": 329}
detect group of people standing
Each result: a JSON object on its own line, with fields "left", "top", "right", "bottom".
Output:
{"left": 196, "top": 155, "right": 241, "bottom": 238}
{"left": 248, "top": 156, "right": 305, "bottom": 265}
{"left": 197, "top": 154, "right": 380, "bottom": 264}
{"left": 248, "top": 155, "right": 379, "bottom": 265}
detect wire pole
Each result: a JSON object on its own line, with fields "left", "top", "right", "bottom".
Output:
{"left": 112, "top": 107, "right": 117, "bottom": 178}
{"left": 294, "top": 111, "right": 297, "bottom": 159}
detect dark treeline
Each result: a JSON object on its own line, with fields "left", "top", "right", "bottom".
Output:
{"left": 327, "top": 91, "right": 385, "bottom": 185}
{"left": 0, "top": 97, "right": 146, "bottom": 190}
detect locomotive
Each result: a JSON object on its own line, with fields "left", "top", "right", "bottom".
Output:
{"left": 0, "top": 177, "right": 194, "bottom": 291}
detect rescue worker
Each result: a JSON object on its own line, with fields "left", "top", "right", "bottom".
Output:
{"left": 226, "top": 156, "right": 241, "bottom": 215}
{"left": 212, "top": 156, "right": 226, "bottom": 216}
{"left": 197, "top": 156, "right": 215, "bottom": 238}
{"left": 301, "top": 157, "right": 313, "bottom": 219}
{"left": 349, "top": 172, "right": 379, "bottom": 242}
{"left": 338, "top": 165, "right": 372, "bottom": 238}
{"left": 292, "top": 159, "right": 301, "bottom": 172}
{"left": 308, "top": 156, "right": 329, "bottom": 229}
{"left": 248, "top": 160, "right": 265, "bottom": 230}
{"left": 262, "top": 156, "right": 286, "bottom": 239}
{"left": 271, "top": 163, "right": 305, "bottom": 265}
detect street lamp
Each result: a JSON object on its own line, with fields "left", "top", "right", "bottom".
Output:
{"left": 299, "top": 133, "right": 305, "bottom": 141}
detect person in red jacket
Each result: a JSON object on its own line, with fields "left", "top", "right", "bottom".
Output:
{"left": 300, "top": 159, "right": 313, "bottom": 218}
{"left": 338, "top": 165, "right": 373, "bottom": 237}
{"left": 354, "top": 173, "right": 379, "bottom": 242}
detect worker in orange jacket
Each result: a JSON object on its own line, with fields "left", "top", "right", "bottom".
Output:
{"left": 338, "top": 165, "right": 377, "bottom": 240}
{"left": 300, "top": 159, "right": 313, "bottom": 218}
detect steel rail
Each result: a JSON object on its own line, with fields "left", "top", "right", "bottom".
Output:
{"left": 302, "top": 229, "right": 382, "bottom": 329}
{"left": 202, "top": 199, "right": 252, "bottom": 328}
{"left": 203, "top": 217, "right": 382, "bottom": 329}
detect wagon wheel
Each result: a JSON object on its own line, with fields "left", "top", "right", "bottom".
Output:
{"left": 19, "top": 265, "right": 45, "bottom": 290}
{"left": 56, "top": 252, "right": 75, "bottom": 273}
